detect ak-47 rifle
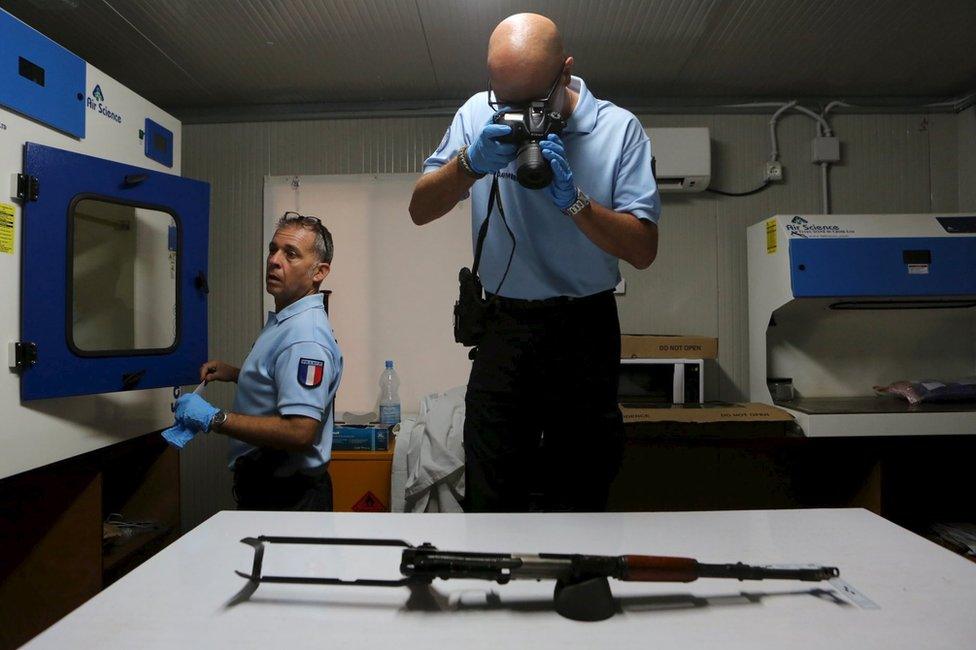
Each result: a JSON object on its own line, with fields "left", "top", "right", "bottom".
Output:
{"left": 236, "top": 536, "right": 840, "bottom": 621}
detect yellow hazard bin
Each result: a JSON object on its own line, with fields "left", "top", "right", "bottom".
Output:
{"left": 329, "top": 439, "right": 394, "bottom": 512}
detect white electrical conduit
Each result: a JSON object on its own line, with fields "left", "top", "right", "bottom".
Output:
{"left": 821, "top": 163, "right": 830, "bottom": 214}
{"left": 721, "top": 100, "right": 846, "bottom": 213}
{"left": 769, "top": 101, "right": 797, "bottom": 162}
{"left": 790, "top": 104, "right": 834, "bottom": 136}
{"left": 821, "top": 100, "right": 851, "bottom": 123}
{"left": 816, "top": 101, "right": 851, "bottom": 215}
{"left": 770, "top": 101, "right": 835, "bottom": 213}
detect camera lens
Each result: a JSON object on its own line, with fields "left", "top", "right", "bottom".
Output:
{"left": 514, "top": 142, "right": 552, "bottom": 189}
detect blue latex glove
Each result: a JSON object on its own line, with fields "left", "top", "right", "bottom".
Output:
{"left": 174, "top": 393, "right": 220, "bottom": 433}
{"left": 161, "top": 423, "right": 197, "bottom": 449}
{"left": 466, "top": 118, "right": 517, "bottom": 175}
{"left": 539, "top": 134, "right": 578, "bottom": 210}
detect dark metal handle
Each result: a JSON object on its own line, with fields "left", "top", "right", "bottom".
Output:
{"left": 122, "top": 369, "right": 146, "bottom": 390}
{"left": 123, "top": 173, "right": 148, "bottom": 187}
{"left": 195, "top": 271, "right": 209, "bottom": 294}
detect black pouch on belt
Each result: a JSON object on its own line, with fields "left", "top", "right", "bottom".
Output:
{"left": 454, "top": 266, "right": 488, "bottom": 346}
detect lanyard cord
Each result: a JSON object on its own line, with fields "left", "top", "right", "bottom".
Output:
{"left": 471, "top": 174, "right": 516, "bottom": 298}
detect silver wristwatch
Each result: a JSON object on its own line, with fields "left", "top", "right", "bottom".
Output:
{"left": 561, "top": 187, "right": 591, "bottom": 217}
{"left": 209, "top": 409, "right": 228, "bottom": 432}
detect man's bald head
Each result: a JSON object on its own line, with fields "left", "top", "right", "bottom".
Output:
{"left": 487, "top": 13, "right": 570, "bottom": 105}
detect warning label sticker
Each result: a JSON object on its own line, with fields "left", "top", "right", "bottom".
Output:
{"left": 765, "top": 218, "right": 777, "bottom": 254}
{"left": 351, "top": 491, "right": 387, "bottom": 512}
{"left": 0, "top": 203, "right": 14, "bottom": 255}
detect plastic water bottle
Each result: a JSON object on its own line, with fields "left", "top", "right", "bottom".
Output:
{"left": 378, "top": 360, "right": 401, "bottom": 426}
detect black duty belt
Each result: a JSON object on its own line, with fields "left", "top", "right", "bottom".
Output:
{"left": 486, "top": 289, "right": 614, "bottom": 312}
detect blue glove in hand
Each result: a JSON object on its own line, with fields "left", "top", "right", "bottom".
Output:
{"left": 466, "top": 118, "right": 517, "bottom": 175}
{"left": 161, "top": 423, "right": 197, "bottom": 449}
{"left": 174, "top": 393, "right": 220, "bottom": 433}
{"left": 539, "top": 134, "right": 578, "bottom": 210}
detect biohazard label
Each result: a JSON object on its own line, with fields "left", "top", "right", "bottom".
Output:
{"left": 0, "top": 203, "right": 14, "bottom": 255}
{"left": 351, "top": 491, "right": 387, "bottom": 512}
{"left": 765, "top": 218, "right": 777, "bottom": 254}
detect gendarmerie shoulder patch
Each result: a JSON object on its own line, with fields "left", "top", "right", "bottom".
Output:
{"left": 297, "top": 358, "right": 324, "bottom": 388}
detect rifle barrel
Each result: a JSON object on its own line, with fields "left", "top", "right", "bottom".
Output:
{"left": 402, "top": 548, "right": 838, "bottom": 585}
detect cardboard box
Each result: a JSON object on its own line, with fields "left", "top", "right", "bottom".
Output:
{"left": 621, "top": 334, "right": 718, "bottom": 359}
{"left": 620, "top": 402, "right": 792, "bottom": 424}
{"left": 333, "top": 424, "right": 390, "bottom": 451}
{"left": 620, "top": 402, "right": 795, "bottom": 438}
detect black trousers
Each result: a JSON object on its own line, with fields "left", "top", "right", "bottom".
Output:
{"left": 463, "top": 289, "right": 624, "bottom": 513}
{"left": 233, "top": 449, "right": 333, "bottom": 511}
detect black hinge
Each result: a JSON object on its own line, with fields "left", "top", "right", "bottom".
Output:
{"left": 11, "top": 341, "right": 38, "bottom": 371}
{"left": 16, "top": 174, "right": 39, "bottom": 202}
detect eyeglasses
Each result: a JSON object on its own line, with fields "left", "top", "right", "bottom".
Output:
{"left": 487, "top": 67, "right": 564, "bottom": 111}
{"left": 281, "top": 211, "right": 327, "bottom": 236}
{"left": 282, "top": 210, "right": 321, "bottom": 225}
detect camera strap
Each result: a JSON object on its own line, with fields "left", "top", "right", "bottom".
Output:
{"left": 454, "top": 174, "right": 516, "bottom": 351}
{"left": 472, "top": 175, "right": 515, "bottom": 295}
{"left": 471, "top": 175, "right": 498, "bottom": 278}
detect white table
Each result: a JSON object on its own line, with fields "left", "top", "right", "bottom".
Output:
{"left": 26, "top": 509, "right": 976, "bottom": 649}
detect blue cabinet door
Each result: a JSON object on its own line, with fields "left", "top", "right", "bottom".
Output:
{"left": 21, "top": 142, "right": 210, "bottom": 400}
{"left": 789, "top": 237, "right": 976, "bottom": 298}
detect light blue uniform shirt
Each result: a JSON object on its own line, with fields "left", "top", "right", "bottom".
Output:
{"left": 227, "top": 292, "right": 343, "bottom": 475}
{"left": 423, "top": 76, "right": 661, "bottom": 300}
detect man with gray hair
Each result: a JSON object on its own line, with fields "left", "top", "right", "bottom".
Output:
{"left": 173, "top": 212, "right": 343, "bottom": 511}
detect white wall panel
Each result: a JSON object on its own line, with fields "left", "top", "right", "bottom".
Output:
{"left": 181, "top": 122, "right": 270, "bottom": 529}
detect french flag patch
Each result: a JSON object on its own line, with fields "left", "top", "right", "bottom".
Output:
{"left": 297, "top": 358, "right": 325, "bottom": 388}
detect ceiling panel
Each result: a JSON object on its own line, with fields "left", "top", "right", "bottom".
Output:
{"left": 3, "top": 0, "right": 974, "bottom": 118}
{"left": 125, "top": 0, "right": 436, "bottom": 105}
{"left": 674, "top": 0, "right": 976, "bottom": 98}
{"left": 417, "top": 0, "right": 722, "bottom": 100}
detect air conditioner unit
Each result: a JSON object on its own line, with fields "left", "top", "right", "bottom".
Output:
{"left": 645, "top": 127, "right": 711, "bottom": 193}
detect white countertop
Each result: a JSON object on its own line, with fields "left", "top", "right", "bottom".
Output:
{"left": 25, "top": 508, "right": 976, "bottom": 649}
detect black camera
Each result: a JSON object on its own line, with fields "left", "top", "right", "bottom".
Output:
{"left": 492, "top": 104, "right": 567, "bottom": 189}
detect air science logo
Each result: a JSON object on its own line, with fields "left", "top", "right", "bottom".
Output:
{"left": 785, "top": 215, "right": 853, "bottom": 238}
{"left": 87, "top": 84, "right": 123, "bottom": 124}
